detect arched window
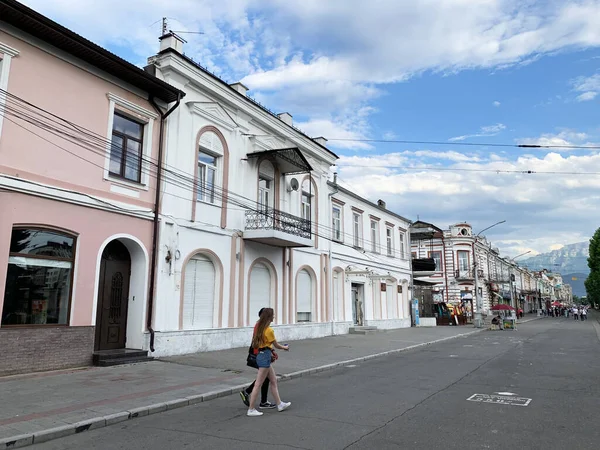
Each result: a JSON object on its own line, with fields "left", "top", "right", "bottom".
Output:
{"left": 182, "top": 254, "right": 216, "bottom": 329}
{"left": 197, "top": 131, "right": 224, "bottom": 204}
{"left": 249, "top": 262, "right": 272, "bottom": 322}
{"left": 297, "top": 268, "right": 314, "bottom": 323}
{"left": 258, "top": 160, "right": 275, "bottom": 212}
{"left": 2, "top": 227, "right": 76, "bottom": 326}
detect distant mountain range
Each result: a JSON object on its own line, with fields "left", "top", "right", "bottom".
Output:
{"left": 520, "top": 242, "right": 589, "bottom": 297}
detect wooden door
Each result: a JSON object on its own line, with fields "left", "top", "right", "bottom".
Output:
{"left": 95, "top": 240, "right": 131, "bottom": 351}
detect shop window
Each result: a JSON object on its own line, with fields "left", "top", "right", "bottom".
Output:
{"left": 2, "top": 228, "right": 76, "bottom": 326}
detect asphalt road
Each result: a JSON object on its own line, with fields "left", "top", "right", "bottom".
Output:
{"left": 33, "top": 318, "right": 600, "bottom": 450}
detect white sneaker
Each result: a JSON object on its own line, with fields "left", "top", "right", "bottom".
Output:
{"left": 247, "top": 409, "right": 263, "bottom": 417}
{"left": 277, "top": 401, "right": 291, "bottom": 412}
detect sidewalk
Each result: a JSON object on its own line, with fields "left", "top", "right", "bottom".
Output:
{"left": 0, "top": 325, "right": 486, "bottom": 447}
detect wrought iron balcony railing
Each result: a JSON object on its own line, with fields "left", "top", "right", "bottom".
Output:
{"left": 245, "top": 208, "right": 311, "bottom": 239}
{"left": 455, "top": 269, "right": 474, "bottom": 280}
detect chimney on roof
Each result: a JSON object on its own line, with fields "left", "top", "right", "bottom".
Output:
{"left": 277, "top": 112, "right": 293, "bottom": 126}
{"left": 377, "top": 199, "right": 386, "bottom": 209}
{"left": 313, "top": 136, "right": 328, "bottom": 147}
{"left": 159, "top": 32, "right": 184, "bottom": 54}
{"left": 230, "top": 82, "right": 249, "bottom": 96}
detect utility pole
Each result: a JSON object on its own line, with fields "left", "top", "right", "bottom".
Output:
{"left": 473, "top": 220, "right": 506, "bottom": 328}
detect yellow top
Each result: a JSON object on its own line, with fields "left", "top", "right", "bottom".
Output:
{"left": 257, "top": 326, "right": 276, "bottom": 349}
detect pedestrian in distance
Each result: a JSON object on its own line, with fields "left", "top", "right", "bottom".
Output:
{"left": 240, "top": 308, "right": 275, "bottom": 409}
{"left": 247, "top": 308, "right": 291, "bottom": 417}
{"left": 581, "top": 307, "right": 587, "bottom": 321}
{"left": 573, "top": 306, "right": 579, "bottom": 320}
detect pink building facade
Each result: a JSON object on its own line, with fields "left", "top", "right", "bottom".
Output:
{"left": 0, "top": 0, "right": 182, "bottom": 375}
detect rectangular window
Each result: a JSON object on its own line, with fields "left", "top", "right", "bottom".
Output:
{"left": 386, "top": 226, "right": 394, "bottom": 256}
{"left": 353, "top": 213, "right": 362, "bottom": 248}
{"left": 109, "top": 113, "right": 144, "bottom": 183}
{"left": 301, "top": 192, "right": 311, "bottom": 220}
{"left": 370, "top": 220, "right": 379, "bottom": 253}
{"left": 399, "top": 231, "right": 406, "bottom": 258}
{"left": 430, "top": 251, "right": 442, "bottom": 272}
{"left": 2, "top": 228, "right": 75, "bottom": 326}
{"left": 458, "top": 250, "right": 470, "bottom": 274}
{"left": 332, "top": 206, "right": 342, "bottom": 242}
{"left": 258, "top": 177, "right": 272, "bottom": 212}
{"left": 198, "top": 151, "right": 217, "bottom": 203}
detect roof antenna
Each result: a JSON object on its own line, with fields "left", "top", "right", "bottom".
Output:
{"left": 160, "top": 17, "right": 204, "bottom": 37}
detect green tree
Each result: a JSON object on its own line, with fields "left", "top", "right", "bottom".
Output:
{"left": 585, "top": 227, "right": 600, "bottom": 307}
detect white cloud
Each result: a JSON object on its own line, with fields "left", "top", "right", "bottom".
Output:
{"left": 493, "top": 101, "right": 501, "bottom": 107}
{"left": 517, "top": 130, "right": 592, "bottom": 149}
{"left": 572, "top": 73, "right": 600, "bottom": 101}
{"left": 449, "top": 123, "right": 506, "bottom": 142}
{"left": 576, "top": 91, "right": 598, "bottom": 101}
{"left": 336, "top": 151, "right": 600, "bottom": 253}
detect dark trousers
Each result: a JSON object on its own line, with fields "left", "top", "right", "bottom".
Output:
{"left": 246, "top": 377, "right": 270, "bottom": 403}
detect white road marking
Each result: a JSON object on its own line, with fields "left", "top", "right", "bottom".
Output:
{"left": 467, "top": 393, "right": 532, "bottom": 407}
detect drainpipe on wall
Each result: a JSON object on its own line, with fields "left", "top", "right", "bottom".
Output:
{"left": 328, "top": 171, "right": 339, "bottom": 334}
{"left": 147, "top": 93, "right": 182, "bottom": 352}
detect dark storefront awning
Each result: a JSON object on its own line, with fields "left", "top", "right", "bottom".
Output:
{"left": 246, "top": 148, "right": 313, "bottom": 175}
{"left": 412, "top": 258, "right": 436, "bottom": 272}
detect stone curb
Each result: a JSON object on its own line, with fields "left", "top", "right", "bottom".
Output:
{"left": 0, "top": 328, "right": 485, "bottom": 448}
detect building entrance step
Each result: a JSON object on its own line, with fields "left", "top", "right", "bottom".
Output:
{"left": 93, "top": 348, "right": 153, "bottom": 366}
{"left": 349, "top": 326, "right": 379, "bottom": 335}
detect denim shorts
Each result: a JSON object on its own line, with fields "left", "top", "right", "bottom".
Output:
{"left": 256, "top": 349, "right": 272, "bottom": 368}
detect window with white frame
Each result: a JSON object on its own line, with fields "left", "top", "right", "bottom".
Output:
{"left": 300, "top": 178, "right": 315, "bottom": 231}
{"left": 399, "top": 230, "right": 406, "bottom": 258}
{"left": 370, "top": 220, "right": 379, "bottom": 253}
{"left": 110, "top": 113, "right": 144, "bottom": 183}
{"left": 353, "top": 212, "right": 362, "bottom": 248}
{"left": 430, "top": 251, "right": 442, "bottom": 272}
{"left": 198, "top": 151, "right": 217, "bottom": 203}
{"left": 301, "top": 191, "right": 311, "bottom": 220}
{"left": 197, "top": 131, "right": 226, "bottom": 204}
{"left": 386, "top": 226, "right": 394, "bottom": 256}
{"left": 104, "top": 94, "right": 156, "bottom": 188}
{"left": 258, "top": 160, "right": 275, "bottom": 212}
{"left": 458, "top": 250, "right": 470, "bottom": 274}
{"left": 258, "top": 176, "right": 272, "bottom": 212}
{"left": 332, "top": 205, "right": 342, "bottom": 242}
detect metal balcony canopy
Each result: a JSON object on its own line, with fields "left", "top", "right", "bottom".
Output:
{"left": 246, "top": 148, "right": 313, "bottom": 175}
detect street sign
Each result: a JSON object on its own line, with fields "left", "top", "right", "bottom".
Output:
{"left": 467, "top": 393, "right": 531, "bottom": 407}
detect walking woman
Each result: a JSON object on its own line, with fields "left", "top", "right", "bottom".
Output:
{"left": 247, "top": 308, "right": 291, "bottom": 417}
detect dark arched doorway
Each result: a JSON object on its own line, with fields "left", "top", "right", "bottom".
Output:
{"left": 95, "top": 240, "right": 131, "bottom": 351}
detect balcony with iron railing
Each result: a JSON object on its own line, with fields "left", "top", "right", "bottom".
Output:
{"left": 244, "top": 208, "right": 313, "bottom": 247}
{"left": 455, "top": 268, "right": 475, "bottom": 281}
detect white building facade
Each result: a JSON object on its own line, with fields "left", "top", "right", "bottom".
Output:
{"left": 145, "top": 34, "right": 413, "bottom": 357}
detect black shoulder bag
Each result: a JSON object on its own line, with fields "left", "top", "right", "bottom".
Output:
{"left": 246, "top": 338, "right": 258, "bottom": 369}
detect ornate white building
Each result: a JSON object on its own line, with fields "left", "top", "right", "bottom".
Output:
{"left": 145, "top": 33, "right": 413, "bottom": 356}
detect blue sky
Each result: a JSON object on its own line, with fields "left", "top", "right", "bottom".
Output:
{"left": 21, "top": 0, "right": 600, "bottom": 256}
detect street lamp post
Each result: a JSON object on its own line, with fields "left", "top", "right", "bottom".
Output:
{"left": 473, "top": 220, "right": 506, "bottom": 328}
{"left": 508, "top": 251, "right": 531, "bottom": 314}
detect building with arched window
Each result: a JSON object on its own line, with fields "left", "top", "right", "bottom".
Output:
{"left": 145, "top": 34, "right": 413, "bottom": 357}
{"left": 0, "top": 3, "right": 184, "bottom": 376}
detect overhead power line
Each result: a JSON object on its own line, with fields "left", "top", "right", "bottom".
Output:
{"left": 327, "top": 137, "right": 600, "bottom": 150}
{"left": 335, "top": 164, "right": 600, "bottom": 175}
{"left": 0, "top": 91, "right": 408, "bottom": 257}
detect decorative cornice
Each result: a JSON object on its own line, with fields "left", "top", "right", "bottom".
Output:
{"left": 107, "top": 93, "right": 158, "bottom": 119}
{"left": 0, "top": 42, "right": 20, "bottom": 57}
